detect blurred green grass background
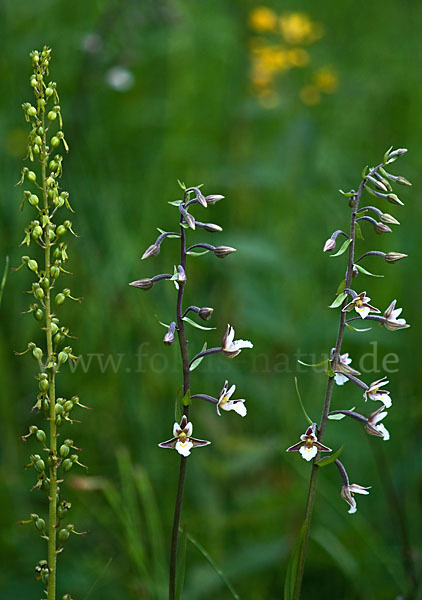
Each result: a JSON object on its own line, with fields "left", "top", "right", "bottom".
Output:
{"left": 1, "top": 0, "right": 421, "bottom": 598}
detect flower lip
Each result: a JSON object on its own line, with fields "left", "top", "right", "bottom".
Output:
{"left": 363, "top": 377, "right": 391, "bottom": 408}
{"left": 287, "top": 423, "right": 332, "bottom": 462}
{"left": 342, "top": 291, "right": 381, "bottom": 319}
{"left": 221, "top": 324, "right": 253, "bottom": 358}
{"left": 160, "top": 416, "right": 210, "bottom": 456}
{"left": 216, "top": 380, "right": 247, "bottom": 417}
{"left": 365, "top": 406, "right": 390, "bottom": 440}
{"left": 383, "top": 299, "right": 410, "bottom": 330}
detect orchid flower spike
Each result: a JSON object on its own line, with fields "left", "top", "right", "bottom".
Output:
{"left": 221, "top": 324, "right": 253, "bottom": 358}
{"left": 342, "top": 291, "right": 380, "bottom": 319}
{"left": 341, "top": 483, "right": 371, "bottom": 514}
{"left": 363, "top": 377, "right": 392, "bottom": 408}
{"left": 383, "top": 299, "right": 410, "bottom": 331}
{"left": 158, "top": 415, "right": 210, "bottom": 457}
{"left": 365, "top": 406, "right": 390, "bottom": 440}
{"left": 333, "top": 352, "right": 361, "bottom": 385}
{"left": 216, "top": 380, "right": 247, "bottom": 417}
{"left": 286, "top": 423, "right": 332, "bottom": 462}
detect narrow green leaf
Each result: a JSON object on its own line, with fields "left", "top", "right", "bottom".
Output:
{"left": 383, "top": 146, "right": 393, "bottom": 163}
{"left": 182, "top": 390, "right": 191, "bottom": 407}
{"left": 155, "top": 315, "right": 170, "bottom": 329}
{"left": 175, "top": 526, "right": 187, "bottom": 600}
{"left": 0, "top": 256, "right": 9, "bottom": 308}
{"left": 355, "top": 208, "right": 368, "bottom": 218}
{"left": 177, "top": 179, "right": 186, "bottom": 191}
{"left": 284, "top": 521, "right": 307, "bottom": 600}
{"left": 190, "top": 342, "right": 207, "bottom": 372}
{"left": 328, "top": 407, "right": 356, "bottom": 421}
{"left": 297, "top": 359, "right": 329, "bottom": 368}
{"left": 326, "top": 363, "right": 335, "bottom": 377}
{"left": 339, "top": 189, "right": 355, "bottom": 197}
{"left": 157, "top": 228, "right": 180, "bottom": 238}
{"left": 330, "top": 238, "right": 351, "bottom": 258}
{"left": 168, "top": 200, "right": 183, "bottom": 206}
{"left": 186, "top": 531, "right": 240, "bottom": 600}
{"left": 186, "top": 249, "right": 210, "bottom": 257}
{"left": 345, "top": 322, "right": 372, "bottom": 333}
{"left": 354, "top": 263, "right": 383, "bottom": 278}
{"left": 294, "top": 377, "right": 313, "bottom": 425}
{"left": 329, "top": 291, "right": 347, "bottom": 309}
{"left": 315, "top": 445, "right": 344, "bottom": 467}
{"left": 336, "top": 279, "right": 346, "bottom": 295}
{"left": 361, "top": 165, "right": 368, "bottom": 178}
{"left": 354, "top": 221, "right": 364, "bottom": 240}
{"left": 183, "top": 316, "right": 215, "bottom": 331}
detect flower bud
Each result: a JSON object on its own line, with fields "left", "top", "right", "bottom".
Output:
{"left": 199, "top": 307, "right": 213, "bottom": 321}
{"left": 27, "top": 171, "right": 37, "bottom": 182}
{"left": 213, "top": 246, "right": 237, "bottom": 258}
{"left": 36, "top": 429, "right": 47, "bottom": 444}
{"left": 47, "top": 110, "right": 57, "bottom": 121}
{"left": 129, "top": 278, "right": 154, "bottom": 290}
{"left": 35, "top": 517, "right": 46, "bottom": 531}
{"left": 34, "top": 457, "right": 45, "bottom": 472}
{"left": 205, "top": 194, "right": 224, "bottom": 205}
{"left": 58, "top": 528, "right": 70, "bottom": 543}
{"left": 323, "top": 238, "right": 336, "bottom": 252}
{"left": 388, "top": 148, "right": 407, "bottom": 159}
{"left": 386, "top": 193, "right": 404, "bottom": 206}
{"left": 380, "top": 213, "right": 400, "bottom": 226}
{"left": 50, "top": 265, "right": 60, "bottom": 279}
{"left": 28, "top": 259, "right": 38, "bottom": 272}
{"left": 198, "top": 222, "right": 223, "bottom": 233}
{"left": 39, "top": 378, "right": 49, "bottom": 393}
{"left": 32, "top": 346, "right": 43, "bottom": 361}
{"left": 60, "top": 444, "right": 70, "bottom": 458}
{"left": 62, "top": 458, "right": 73, "bottom": 472}
{"left": 142, "top": 244, "right": 160, "bottom": 260}
{"left": 374, "top": 222, "right": 392, "bottom": 235}
{"left": 29, "top": 193, "right": 39, "bottom": 206}
{"left": 58, "top": 351, "right": 68, "bottom": 364}
{"left": 163, "top": 321, "right": 176, "bottom": 345}
{"left": 55, "top": 292, "right": 66, "bottom": 305}
{"left": 177, "top": 265, "right": 187, "bottom": 282}
{"left": 385, "top": 252, "right": 408, "bottom": 264}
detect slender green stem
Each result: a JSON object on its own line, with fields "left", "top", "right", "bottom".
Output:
{"left": 42, "top": 119, "right": 58, "bottom": 600}
{"left": 169, "top": 199, "right": 191, "bottom": 600}
{"left": 292, "top": 163, "right": 385, "bottom": 599}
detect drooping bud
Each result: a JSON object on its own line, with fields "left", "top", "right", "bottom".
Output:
{"left": 129, "top": 278, "right": 154, "bottom": 290}
{"left": 374, "top": 222, "right": 392, "bottom": 235}
{"left": 196, "top": 221, "right": 223, "bottom": 233}
{"left": 163, "top": 321, "right": 176, "bottom": 345}
{"left": 141, "top": 244, "right": 160, "bottom": 260}
{"left": 380, "top": 213, "right": 400, "bottom": 225}
{"left": 386, "top": 193, "right": 404, "bottom": 206}
{"left": 385, "top": 252, "right": 408, "bottom": 264}
{"left": 199, "top": 307, "right": 213, "bottom": 321}
{"left": 205, "top": 194, "right": 224, "bottom": 205}
{"left": 323, "top": 238, "right": 336, "bottom": 252}
{"left": 387, "top": 148, "right": 407, "bottom": 160}
{"left": 214, "top": 246, "right": 237, "bottom": 258}
{"left": 177, "top": 265, "right": 187, "bottom": 283}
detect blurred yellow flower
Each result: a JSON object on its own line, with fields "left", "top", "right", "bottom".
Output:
{"left": 287, "top": 48, "right": 309, "bottom": 67}
{"left": 249, "top": 7, "right": 278, "bottom": 32}
{"left": 300, "top": 85, "right": 321, "bottom": 106}
{"left": 314, "top": 67, "right": 338, "bottom": 93}
{"left": 279, "top": 13, "right": 324, "bottom": 45}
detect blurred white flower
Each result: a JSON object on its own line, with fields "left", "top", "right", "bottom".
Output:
{"left": 106, "top": 66, "right": 135, "bottom": 92}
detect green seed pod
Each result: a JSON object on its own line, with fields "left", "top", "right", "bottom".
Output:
{"left": 56, "top": 225, "right": 67, "bottom": 237}
{"left": 55, "top": 293, "right": 65, "bottom": 306}
{"left": 37, "top": 126, "right": 44, "bottom": 135}
{"left": 59, "top": 444, "right": 70, "bottom": 458}
{"left": 64, "top": 400, "right": 73, "bottom": 412}
{"left": 27, "top": 106, "right": 37, "bottom": 117}
{"left": 33, "top": 144, "right": 40, "bottom": 155}
{"left": 47, "top": 110, "right": 57, "bottom": 121}
{"left": 35, "top": 517, "right": 46, "bottom": 531}
{"left": 50, "top": 322, "right": 59, "bottom": 335}
{"left": 46, "top": 176, "right": 55, "bottom": 187}
{"left": 34, "top": 287, "right": 44, "bottom": 300}
{"left": 27, "top": 170, "right": 37, "bottom": 182}
{"left": 41, "top": 572, "right": 49, "bottom": 585}
{"left": 49, "top": 160, "right": 58, "bottom": 171}
{"left": 54, "top": 332, "right": 65, "bottom": 345}
{"left": 50, "top": 265, "right": 60, "bottom": 279}
{"left": 28, "top": 193, "right": 39, "bottom": 206}
{"left": 58, "top": 528, "right": 70, "bottom": 543}
{"left": 34, "top": 308, "right": 44, "bottom": 322}
{"left": 28, "top": 259, "right": 38, "bottom": 272}
{"left": 34, "top": 135, "right": 42, "bottom": 146}
{"left": 55, "top": 403, "right": 63, "bottom": 415}
{"left": 36, "top": 429, "right": 46, "bottom": 444}
{"left": 29, "top": 425, "right": 38, "bottom": 435}
{"left": 56, "top": 415, "right": 63, "bottom": 427}
{"left": 39, "top": 378, "right": 49, "bottom": 393}
{"left": 51, "top": 136, "right": 60, "bottom": 148}
{"left": 34, "top": 458, "right": 45, "bottom": 472}
{"left": 32, "top": 347, "right": 43, "bottom": 361}
{"left": 42, "top": 397, "right": 49, "bottom": 412}
{"left": 48, "top": 229, "right": 55, "bottom": 242}
{"left": 58, "top": 351, "right": 68, "bottom": 364}
{"left": 32, "top": 225, "right": 43, "bottom": 240}
{"left": 62, "top": 458, "right": 73, "bottom": 472}
{"left": 45, "top": 86, "right": 54, "bottom": 97}
{"left": 40, "top": 276, "right": 50, "bottom": 290}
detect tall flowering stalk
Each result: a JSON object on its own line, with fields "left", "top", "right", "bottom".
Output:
{"left": 130, "top": 185, "right": 252, "bottom": 599}
{"left": 285, "top": 148, "right": 411, "bottom": 599}
{"left": 16, "top": 47, "right": 84, "bottom": 600}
